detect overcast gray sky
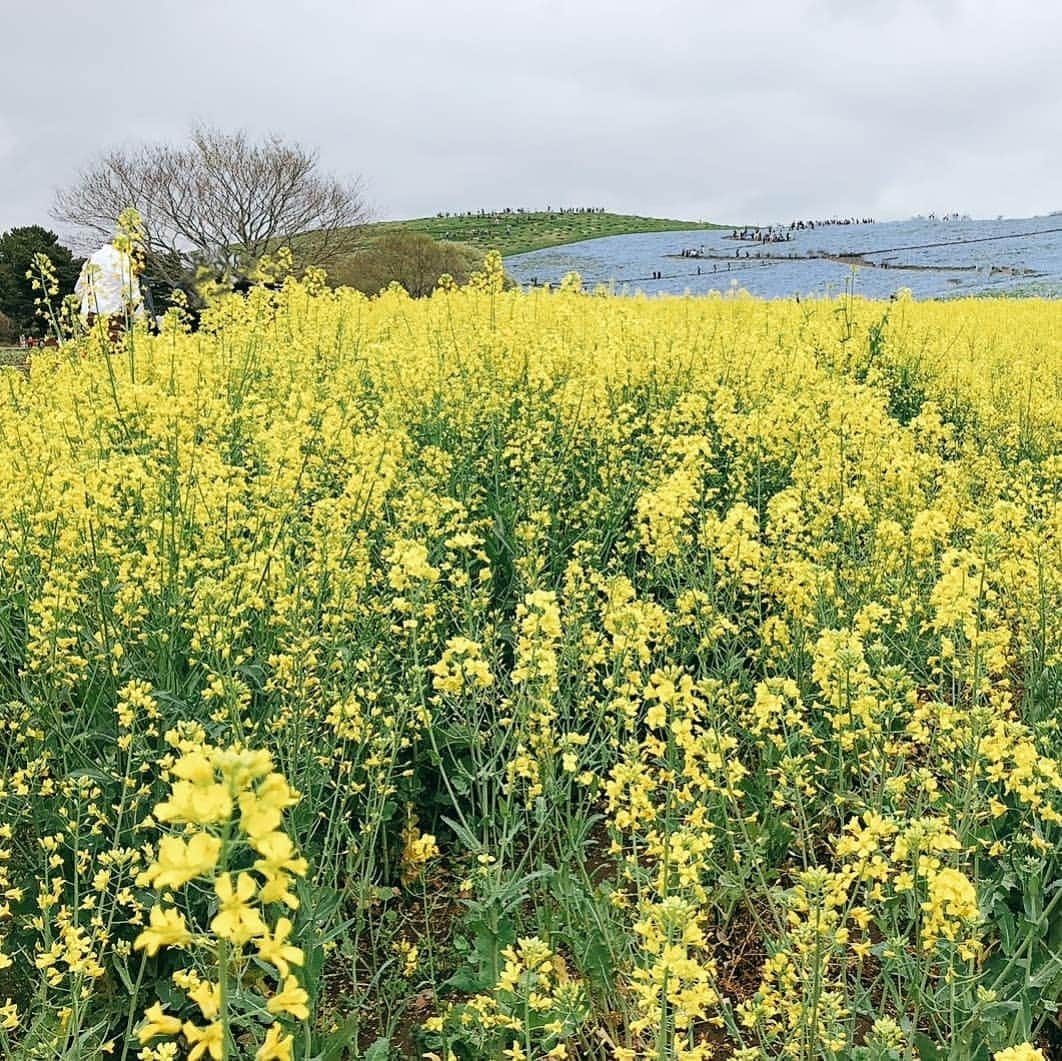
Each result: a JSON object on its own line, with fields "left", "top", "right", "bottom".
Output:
{"left": 2, "top": 0, "right": 1060, "bottom": 234}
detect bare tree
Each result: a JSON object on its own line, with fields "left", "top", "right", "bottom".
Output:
{"left": 54, "top": 127, "right": 369, "bottom": 293}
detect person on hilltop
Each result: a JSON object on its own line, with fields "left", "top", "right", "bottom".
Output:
{"left": 75, "top": 231, "right": 147, "bottom": 338}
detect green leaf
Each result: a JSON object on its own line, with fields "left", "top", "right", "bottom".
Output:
{"left": 912, "top": 1032, "right": 942, "bottom": 1060}
{"left": 444, "top": 966, "right": 491, "bottom": 993}
{"left": 316, "top": 1013, "right": 361, "bottom": 1061}
{"left": 1028, "top": 954, "right": 1062, "bottom": 990}
{"left": 111, "top": 955, "right": 135, "bottom": 994}
{"left": 362, "top": 1038, "right": 391, "bottom": 1061}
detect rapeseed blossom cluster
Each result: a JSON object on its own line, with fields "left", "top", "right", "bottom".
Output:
{"left": 0, "top": 827, "right": 16, "bottom": 1035}
{"left": 0, "top": 268, "right": 1059, "bottom": 1057}
{"left": 423, "top": 936, "right": 587, "bottom": 1060}
{"left": 133, "top": 734, "right": 308, "bottom": 1060}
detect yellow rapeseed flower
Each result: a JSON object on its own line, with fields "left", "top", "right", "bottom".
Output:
{"left": 133, "top": 906, "right": 193, "bottom": 956}
{"left": 256, "top": 917, "right": 304, "bottom": 978}
{"left": 138, "top": 833, "right": 221, "bottom": 890}
{"left": 137, "top": 1003, "right": 183, "bottom": 1044}
{"left": 266, "top": 975, "right": 310, "bottom": 1021}
{"left": 212, "top": 872, "right": 266, "bottom": 944}
{"left": 256, "top": 1023, "right": 294, "bottom": 1061}
{"left": 183, "top": 1020, "right": 224, "bottom": 1061}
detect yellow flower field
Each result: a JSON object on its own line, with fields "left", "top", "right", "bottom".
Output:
{"left": 0, "top": 260, "right": 1059, "bottom": 1060}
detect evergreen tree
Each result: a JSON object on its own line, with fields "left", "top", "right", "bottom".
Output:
{"left": 0, "top": 226, "right": 82, "bottom": 334}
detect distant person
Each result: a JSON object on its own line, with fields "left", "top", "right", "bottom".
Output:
{"left": 75, "top": 234, "right": 146, "bottom": 338}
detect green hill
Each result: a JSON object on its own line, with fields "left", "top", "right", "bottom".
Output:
{"left": 361, "top": 210, "right": 726, "bottom": 257}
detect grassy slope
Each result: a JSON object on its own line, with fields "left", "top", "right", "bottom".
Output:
{"left": 362, "top": 210, "right": 727, "bottom": 257}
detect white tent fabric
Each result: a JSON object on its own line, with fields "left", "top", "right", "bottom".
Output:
{"left": 75, "top": 244, "right": 144, "bottom": 319}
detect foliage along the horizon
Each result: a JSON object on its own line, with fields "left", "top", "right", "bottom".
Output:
{"left": 331, "top": 231, "right": 488, "bottom": 297}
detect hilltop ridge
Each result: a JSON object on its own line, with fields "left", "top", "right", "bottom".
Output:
{"left": 360, "top": 209, "right": 726, "bottom": 257}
